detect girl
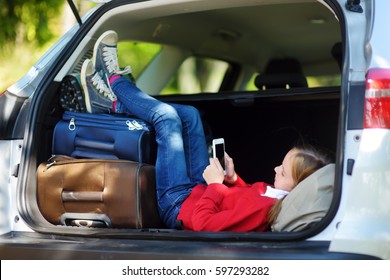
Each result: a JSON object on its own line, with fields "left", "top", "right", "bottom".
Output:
{"left": 80, "top": 30, "right": 331, "bottom": 231}
{"left": 180, "top": 146, "right": 331, "bottom": 231}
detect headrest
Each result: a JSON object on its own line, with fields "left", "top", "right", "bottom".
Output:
{"left": 271, "top": 163, "right": 335, "bottom": 232}
{"left": 255, "top": 58, "right": 308, "bottom": 89}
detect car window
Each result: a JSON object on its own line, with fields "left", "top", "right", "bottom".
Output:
{"left": 161, "top": 57, "right": 230, "bottom": 95}
{"left": 306, "top": 74, "right": 341, "bottom": 87}
{"left": 118, "top": 42, "right": 230, "bottom": 95}
{"left": 117, "top": 41, "right": 162, "bottom": 78}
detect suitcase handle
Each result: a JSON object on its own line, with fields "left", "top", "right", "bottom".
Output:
{"left": 62, "top": 191, "right": 103, "bottom": 202}
{"left": 60, "top": 213, "right": 112, "bottom": 228}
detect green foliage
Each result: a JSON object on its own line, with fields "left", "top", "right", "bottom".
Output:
{"left": 0, "top": 0, "right": 65, "bottom": 47}
{"left": 0, "top": 0, "right": 68, "bottom": 90}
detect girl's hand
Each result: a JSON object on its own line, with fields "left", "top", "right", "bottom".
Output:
{"left": 203, "top": 158, "right": 225, "bottom": 185}
{"left": 224, "top": 153, "right": 237, "bottom": 184}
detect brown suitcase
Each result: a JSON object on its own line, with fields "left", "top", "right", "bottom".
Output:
{"left": 37, "top": 155, "right": 163, "bottom": 228}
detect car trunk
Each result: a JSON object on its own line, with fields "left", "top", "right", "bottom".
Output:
{"left": 21, "top": 83, "right": 339, "bottom": 237}
{"left": 15, "top": 0, "right": 342, "bottom": 239}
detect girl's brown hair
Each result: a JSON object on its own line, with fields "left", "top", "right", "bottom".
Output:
{"left": 267, "top": 145, "right": 332, "bottom": 225}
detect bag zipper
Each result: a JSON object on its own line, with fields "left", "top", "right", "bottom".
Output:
{"left": 68, "top": 118, "right": 76, "bottom": 131}
{"left": 63, "top": 112, "right": 151, "bottom": 131}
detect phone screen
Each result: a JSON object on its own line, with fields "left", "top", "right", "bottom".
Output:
{"left": 215, "top": 142, "right": 225, "bottom": 170}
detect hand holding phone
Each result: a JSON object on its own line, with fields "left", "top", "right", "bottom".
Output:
{"left": 223, "top": 153, "right": 237, "bottom": 184}
{"left": 212, "top": 138, "right": 226, "bottom": 175}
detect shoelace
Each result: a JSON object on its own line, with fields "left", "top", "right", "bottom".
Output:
{"left": 91, "top": 72, "right": 117, "bottom": 101}
{"left": 102, "top": 46, "right": 132, "bottom": 75}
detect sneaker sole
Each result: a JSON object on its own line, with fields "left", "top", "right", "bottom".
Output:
{"left": 92, "top": 30, "right": 118, "bottom": 69}
{"left": 80, "top": 59, "right": 93, "bottom": 113}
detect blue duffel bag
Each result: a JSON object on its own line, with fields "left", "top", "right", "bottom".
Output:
{"left": 52, "top": 111, "right": 157, "bottom": 164}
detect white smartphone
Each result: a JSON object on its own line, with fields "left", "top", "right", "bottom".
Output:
{"left": 212, "top": 138, "right": 226, "bottom": 174}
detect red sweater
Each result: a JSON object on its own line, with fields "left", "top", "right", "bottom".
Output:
{"left": 177, "top": 175, "right": 276, "bottom": 232}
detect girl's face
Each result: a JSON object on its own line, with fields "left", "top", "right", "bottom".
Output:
{"left": 274, "top": 149, "right": 297, "bottom": 191}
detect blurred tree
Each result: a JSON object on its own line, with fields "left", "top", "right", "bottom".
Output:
{"left": 0, "top": 0, "right": 65, "bottom": 47}
{"left": 0, "top": 0, "right": 99, "bottom": 90}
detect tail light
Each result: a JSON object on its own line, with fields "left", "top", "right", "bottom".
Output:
{"left": 364, "top": 68, "right": 390, "bottom": 128}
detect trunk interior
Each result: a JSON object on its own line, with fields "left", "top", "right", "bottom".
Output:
{"left": 31, "top": 83, "right": 340, "bottom": 234}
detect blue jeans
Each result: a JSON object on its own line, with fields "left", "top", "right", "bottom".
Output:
{"left": 111, "top": 77, "right": 209, "bottom": 228}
